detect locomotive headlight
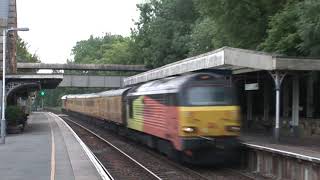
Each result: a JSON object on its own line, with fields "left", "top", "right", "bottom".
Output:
{"left": 225, "top": 126, "right": 240, "bottom": 132}
{"left": 182, "top": 127, "right": 196, "bottom": 133}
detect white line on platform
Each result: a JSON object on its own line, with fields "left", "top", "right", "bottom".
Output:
{"left": 243, "top": 142, "right": 320, "bottom": 163}
{"left": 48, "top": 112, "right": 113, "bottom": 180}
{"left": 48, "top": 116, "right": 56, "bottom": 180}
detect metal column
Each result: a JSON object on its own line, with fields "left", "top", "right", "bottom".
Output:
{"left": 306, "top": 72, "right": 315, "bottom": 118}
{"left": 283, "top": 80, "right": 290, "bottom": 118}
{"left": 0, "top": 80, "right": 3, "bottom": 143}
{"left": 246, "top": 91, "right": 253, "bottom": 129}
{"left": 41, "top": 97, "right": 44, "bottom": 109}
{"left": 269, "top": 71, "right": 286, "bottom": 142}
{"left": 263, "top": 80, "right": 270, "bottom": 122}
{"left": 1, "top": 29, "right": 6, "bottom": 144}
{"left": 292, "top": 75, "right": 299, "bottom": 137}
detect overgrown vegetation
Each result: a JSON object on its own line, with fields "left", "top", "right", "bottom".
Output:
{"left": 27, "top": 0, "right": 320, "bottom": 107}
{"left": 5, "top": 105, "right": 25, "bottom": 126}
{"left": 17, "top": 37, "right": 40, "bottom": 63}
{"left": 69, "top": 0, "right": 320, "bottom": 69}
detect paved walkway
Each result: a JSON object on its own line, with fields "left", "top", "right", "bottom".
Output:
{"left": 0, "top": 112, "right": 103, "bottom": 180}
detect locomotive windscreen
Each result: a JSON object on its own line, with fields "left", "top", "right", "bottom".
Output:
{"left": 186, "top": 86, "right": 237, "bottom": 106}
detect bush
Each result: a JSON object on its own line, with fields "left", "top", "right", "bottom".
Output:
{"left": 5, "top": 106, "right": 25, "bottom": 126}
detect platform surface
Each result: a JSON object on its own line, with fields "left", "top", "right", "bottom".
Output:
{"left": 241, "top": 133, "right": 320, "bottom": 162}
{"left": 0, "top": 112, "right": 102, "bottom": 180}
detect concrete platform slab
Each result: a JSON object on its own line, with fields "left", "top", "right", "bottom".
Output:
{"left": 241, "top": 134, "right": 320, "bottom": 163}
{"left": 0, "top": 112, "right": 105, "bottom": 180}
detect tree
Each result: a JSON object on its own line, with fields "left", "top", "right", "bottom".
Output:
{"left": 259, "top": 1, "right": 301, "bottom": 56}
{"left": 16, "top": 37, "right": 40, "bottom": 63}
{"left": 48, "top": 0, "right": 320, "bottom": 108}
{"left": 71, "top": 35, "right": 104, "bottom": 64}
{"left": 102, "top": 37, "right": 132, "bottom": 64}
{"left": 296, "top": 0, "right": 320, "bottom": 56}
{"left": 192, "top": 0, "right": 287, "bottom": 50}
{"left": 188, "top": 17, "right": 217, "bottom": 56}
{"left": 71, "top": 34, "right": 133, "bottom": 65}
{"left": 260, "top": 0, "right": 320, "bottom": 56}
{"left": 131, "top": 0, "right": 198, "bottom": 68}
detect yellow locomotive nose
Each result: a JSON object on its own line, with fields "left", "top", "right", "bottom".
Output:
{"left": 179, "top": 106, "right": 241, "bottom": 137}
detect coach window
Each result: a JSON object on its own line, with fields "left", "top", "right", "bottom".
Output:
{"left": 86, "top": 100, "right": 94, "bottom": 106}
{"left": 128, "top": 99, "right": 134, "bottom": 118}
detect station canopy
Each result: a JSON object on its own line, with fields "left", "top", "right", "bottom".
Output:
{"left": 7, "top": 74, "right": 63, "bottom": 89}
{"left": 123, "top": 47, "right": 320, "bottom": 86}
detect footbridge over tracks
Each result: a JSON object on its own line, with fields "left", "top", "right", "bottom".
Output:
{"left": 4, "top": 73, "right": 125, "bottom": 114}
{"left": 17, "top": 63, "right": 148, "bottom": 72}
{"left": 10, "top": 74, "right": 126, "bottom": 88}
{"left": 2, "top": 62, "right": 146, "bottom": 107}
{"left": 12, "top": 63, "right": 147, "bottom": 88}
{"left": 57, "top": 74, "right": 125, "bottom": 88}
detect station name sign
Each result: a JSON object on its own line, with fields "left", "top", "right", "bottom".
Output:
{"left": 245, "top": 83, "right": 259, "bottom": 91}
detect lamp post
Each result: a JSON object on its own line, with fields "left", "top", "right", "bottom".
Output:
{"left": 1, "top": 27, "right": 29, "bottom": 144}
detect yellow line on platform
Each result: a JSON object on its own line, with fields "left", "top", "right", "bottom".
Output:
{"left": 49, "top": 116, "right": 56, "bottom": 180}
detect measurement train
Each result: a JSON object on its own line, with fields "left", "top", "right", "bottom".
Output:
{"left": 61, "top": 73, "right": 241, "bottom": 164}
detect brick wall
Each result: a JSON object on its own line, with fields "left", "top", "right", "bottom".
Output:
{"left": 0, "top": 0, "right": 17, "bottom": 74}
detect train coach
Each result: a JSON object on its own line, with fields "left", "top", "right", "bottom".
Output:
{"left": 61, "top": 73, "right": 241, "bottom": 164}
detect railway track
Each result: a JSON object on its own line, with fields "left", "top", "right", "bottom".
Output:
{"left": 65, "top": 118, "right": 161, "bottom": 180}
{"left": 60, "top": 113, "right": 267, "bottom": 180}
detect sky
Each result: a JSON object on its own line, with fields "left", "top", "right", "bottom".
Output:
{"left": 16, "top": 0, "right": 141, "bottom": 64}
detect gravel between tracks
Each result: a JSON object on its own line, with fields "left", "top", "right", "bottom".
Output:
{"left": 66, "top": 119, "right": 160, "bottom": 180}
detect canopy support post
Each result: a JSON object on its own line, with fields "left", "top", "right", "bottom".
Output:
{"left": 292, "top": 74, "right": 300, "bottom": 137}
{"left": 269, "top": 71, "right": 287, "bottom": 142}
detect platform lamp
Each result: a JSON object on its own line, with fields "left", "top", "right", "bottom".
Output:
{"left": 1, "top": 27, "right": 29, "bottom": 144}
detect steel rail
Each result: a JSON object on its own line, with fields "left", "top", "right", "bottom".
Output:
{"left": 63, "top": 117, "right": 162, "bottom": 180}
{"left": 48, "top": 112, "right": 113, "bottom": 180}
{"left": 62, "top": 115, "right": 254, "bottom": 180}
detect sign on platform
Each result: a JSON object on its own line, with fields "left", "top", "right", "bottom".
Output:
{"left": 245, "top": 83, "right": 259, "bottom": 91}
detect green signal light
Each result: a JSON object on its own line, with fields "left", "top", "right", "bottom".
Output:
{"left": 40, "top": 90, "right": 45, "bottom": 96}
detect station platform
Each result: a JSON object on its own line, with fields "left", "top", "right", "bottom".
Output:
{"left": 0, "top": 112, "right": 106, "bottom": 180}
{"left": 241, "top": 133, "right": 320, "bottom": 163}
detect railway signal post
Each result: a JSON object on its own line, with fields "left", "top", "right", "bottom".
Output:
{"left": 39, "top": 90, "right": 45, "bottom": 109}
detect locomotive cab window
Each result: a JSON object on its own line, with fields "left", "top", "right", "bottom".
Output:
{"left": 167, "top": 93, "right": 177, "bottom": 106}
{"left": 186, "top": 86, "right": 236, "bottom": 106}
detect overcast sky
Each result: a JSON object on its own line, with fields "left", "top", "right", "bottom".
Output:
{"left": 16, "top": 0, "right": 141, "bottom": 64}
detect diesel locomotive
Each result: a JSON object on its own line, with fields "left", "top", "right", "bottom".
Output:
{"left": 61, "top": 73, "right": 241, "bottom": 164}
